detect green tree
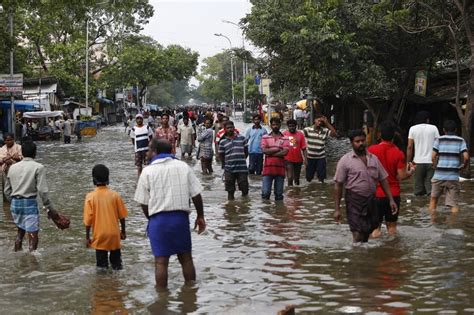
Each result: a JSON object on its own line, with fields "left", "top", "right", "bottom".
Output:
{"left": 101, "top": 35, "right": 198, "bottom": 106}
{"left": 243, "top": 0, "right": 448, "bottom": 130}
{"left": 387, "top": 0, "right": 474, "bottom": 152}
{"left": 0, "top": 0, "right": 154, "bottom": 100}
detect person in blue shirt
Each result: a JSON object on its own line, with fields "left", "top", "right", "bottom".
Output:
{"left": 245, "top": 114, "right": 267, "bottom": 175}
{"left": 429, "top": 120, "right": 469, "bottom": 215}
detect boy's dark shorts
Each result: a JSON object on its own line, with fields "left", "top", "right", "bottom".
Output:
{"left": 135, "top": 151, "right": 148, "bottom": 167}
{"left": 376, "top": 196, "right": 401, "bottom": 223}
{"left": 224, "top": 171, "right": 249, "bottom": 192}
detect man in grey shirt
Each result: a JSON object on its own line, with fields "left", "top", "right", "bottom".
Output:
{"left": 4, "top": 141, "right": 57, "bottom": 251}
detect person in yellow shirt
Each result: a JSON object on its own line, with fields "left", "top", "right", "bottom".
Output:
{"left": 83, "top": 164, "right": 128, "bottom": 270}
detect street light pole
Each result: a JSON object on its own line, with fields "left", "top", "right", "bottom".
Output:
{"left": 214, "top": 33, "right": 235, "bottom": 113}
{"left": 9, "top": 8, "right": 15, "bottom": 139}
{"left": 222, "top": 20, "right": 247, "bottom": 114}
{"left": 85, "top": 18, "right": 89, "bottom": 110}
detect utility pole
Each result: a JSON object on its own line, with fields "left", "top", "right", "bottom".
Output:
{"left": 9, "top": 8, "right": 15, "bottom": 139}
{"left": 214, "top": 33, "right": 235, "bottom": 114}
{"left": 85, "top": 18, "right": 89, "bottom": 110}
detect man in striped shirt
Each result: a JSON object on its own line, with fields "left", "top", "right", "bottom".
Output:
{"left": 303, "top": 114, "right": 337, "bottom": 183}
{"left": 219, "top": 121, "right": 249, "bottom": 200}
{"left": 429, "top": 120, "right": 469, "bottom": 214}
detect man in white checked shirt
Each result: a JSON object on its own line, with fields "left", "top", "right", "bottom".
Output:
{"left": 134, "top": 139, "right": 206, "bottom": 289}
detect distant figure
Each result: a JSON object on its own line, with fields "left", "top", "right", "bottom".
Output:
{"left": 303, "top": 114, "right": 337, "bottom": 183}
{"left": 125, "top": 114, "right": 133, "bottom": 134}
{"left": 333, "top": 130, "right": 397, "bottom": 244}
{"left": 83, "top": 164, "right": 128, "bottom": 270}
{"left": 74, "top": 116, "right": 82, "bottom": 142}
{"left": 219, "top": 121, "right": 249, "bottom": 200}
{"left": 197, "top": 117, "right": 214, "bottom": 174}
{"left": 261, "top": 117, "right": 290, "bottom": 201}
{"left": 407, "top": 111, "right": 440, "bottom": 196}
{"left": 134, "top": 139, "right": 206, "bottom": 289}
{"left": 0, "top": 133, "right": 23, "bottom": 177}
{"left": 155, "top": 113, "right": 177, "bottom": 154}
{"left": 177, "top": 116, "right": 196, "bottom": 159}
{"left": 130, "top": 113, "right": 153, "bottom": 177}
{"left": 4, "top": 141, "right": 58, "bottom": 251}
{"left": 63, "top": 119, "right": 72, "bottom": 144}
{"left": 283, "top": 119, "right": 307, "bottom": 186}
{"left": 429, "top": 120, "right": 469, "bottom": 215}
{"left": 368, "top": 122, "right": 414, "bottom": 237}
{"left": 245, "top": 114, "right": 267, "bottom": 176}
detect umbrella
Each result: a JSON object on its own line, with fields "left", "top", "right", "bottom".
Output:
{"left": 296, "top": 100, "right": 307, "bottom": 110}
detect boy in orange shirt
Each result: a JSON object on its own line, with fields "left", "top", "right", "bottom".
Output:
{"left": 83, "top": 164, "right": 128, "bottom": 270}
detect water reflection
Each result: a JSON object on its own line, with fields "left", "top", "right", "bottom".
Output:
{"left": 147, "top": 285, "right": 198, "bottom": 314}
{"left": 0, "top": 125, "right": 473, "bottom": 313}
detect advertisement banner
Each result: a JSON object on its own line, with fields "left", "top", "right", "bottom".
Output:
{"left": 0, "top": 74, "right": 23, "bottom": 95}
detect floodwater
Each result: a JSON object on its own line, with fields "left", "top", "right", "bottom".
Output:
{"left": 1, "top": 119, "right": 474, "bottom": 314}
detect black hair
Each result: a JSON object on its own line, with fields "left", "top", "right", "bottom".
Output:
{"left": 443, "top": 120, "right": 457, "bottom": 132}
{"left": 161, "top": 113, "right": 169, "bottom": 119}
{"left": 204, "top": 117, "right": 213, "bottom": 123}
{"left": 224, "top": 120, "right": 234, "bottom": 128}
{"left": 379, "top": 121, "right": 395, "bottom": 141}
{"left": 149, "top": 138, "right": 172, "bottom": 154}
{"left": 287, "top": 119, "right": 297, "bottom": 126}
{"left": 3, "top": 133, "right": 14, "bottom": 140}
{"left": 348, "top": 129, "right": 366, "bottom": 142}
{"left": 314, "top": 113, "right": 323, "bottom": 120}
{"left": 252, "top": 114, "right": 261, "bottom": 120}
{"left": 22, "top": 140, "right": 37, "bottom": 158}
{"left": 414, "top": 111, "right": 430, "bottom": 124}
{"left": 270, "top": 117, "right": 281, "bottom": 124}
{"left": 92, "top": 164, "right": 109, "bottom": 186}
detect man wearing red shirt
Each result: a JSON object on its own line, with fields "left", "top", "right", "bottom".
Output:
{"left": 368, "top": 122, "right": 414, "bottom": 236}
{"left": 283, "top": 119, "right": 307, "bottom": 186}
{"left": 261, "top": 117, "right": 290, "bottom": 201}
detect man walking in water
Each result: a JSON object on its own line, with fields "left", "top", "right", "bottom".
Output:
{"left": 429, "top": 120, "right": 469, "bottom": 215}
{"left": 134, "top": 139, "right": 206, "bottom": 289}
{"left": 130, "top": 113, "right": 153, "bottom": 177}
{"left": 333, "top": 130, "right": 397, "bottom": 244}
{"left": 368, "top": 122, "right": 414, "bottom": 237}
{"left": 4, "top": 141, "right": 58, "bottom": 251}
{"left": 155, "top": 113, "right": 177, "bottom": 154}
{"left": 303, "top": 114, "right": 337, "bottom": 183}
{"left": 407, "top": 111, "right": 439, "bottom": 196}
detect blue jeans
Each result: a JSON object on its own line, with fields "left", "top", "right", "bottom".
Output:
{"left": 248, "top": 153, "right": 264, "bottom": 175}
{"left": 262, "top": 175, "right": 285, "bottom": 200}
{"left": 306, "top": 158, "right": 327, "bottom": 182}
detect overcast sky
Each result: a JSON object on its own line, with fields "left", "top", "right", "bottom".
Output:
{"left": 142, "top": 0, "right": 255, "bottom": 73}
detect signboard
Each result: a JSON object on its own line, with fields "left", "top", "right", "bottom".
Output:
{"left": 414, "top": 70, "right": 427, "bottom": 97}
{"left": 0, "top": 74, "right": 23, "bottom": 95}
{"left": 260, "top": 78, "right": 271, "bottom": 97}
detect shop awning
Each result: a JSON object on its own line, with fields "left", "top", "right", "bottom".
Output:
{"left": 0, "top": 100, "right": 40, "bottom": 111}
{"left": 23, "top": 110, "right": 64, "bottom": 118}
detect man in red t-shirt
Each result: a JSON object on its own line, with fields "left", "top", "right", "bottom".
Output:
{"left": 368, "top": 122, "right": 414, "bottom": 236}
{"left": 283, "top": 119, "right": 307, "bottom": 186}
{"left": 261, "top": 117, "right": 289, "bottom": 201}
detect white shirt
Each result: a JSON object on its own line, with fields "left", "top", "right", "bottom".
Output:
{"left": 408, "top": 123, "right": 440, "bottom": 164}
{"left": 134, "top": 158, "right": 203, "bottom": 216}
{"left": 130, "top": 125, "right": 153, "bottom": 152}
{"left": 178, "top": 123, "right": 195, "bottom": 145}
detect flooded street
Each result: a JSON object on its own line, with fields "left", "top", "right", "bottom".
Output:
{"left": 1, "top": 120, "right": 474, "bottom": 314}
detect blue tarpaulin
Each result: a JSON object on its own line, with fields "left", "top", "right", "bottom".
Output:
{"left": 97, "top": 97, "right": 114, "bottom": 105}
{"left": 0, "top": 100, "right": 40, "bottom": 111}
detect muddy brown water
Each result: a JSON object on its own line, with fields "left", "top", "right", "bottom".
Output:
{"left": 1, "top": 121, "right": 474, "bottom": 314}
